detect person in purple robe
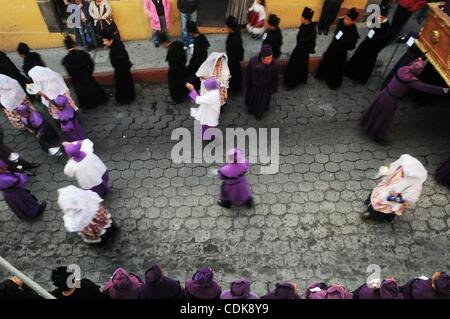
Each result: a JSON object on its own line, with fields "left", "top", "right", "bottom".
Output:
{"left": 360, "top": 59, "right": 449, "bottom": 145}
{"left": 185, "top": 267, "right": 222, "bottom": 299}
{"left": 261, "top": 282, "right": 301, "bottom": 299}
{"left": 220, "top": 277, "right": 259, "bottom": 299}
{"left": 0, "top": 160, "right": 46, "bottom": 220}
{"left": 217, "top": 148, "right": 253, "bottom": 209}
{"left": 245, "top": 44, "right": 279, "bottom": 120}
{"left": 138, "top": 265, "right": 185, "bottom": 299}
{"left": 54, "top": 95, "right": 87, "bottom": 142}
{"left": 102, "top": 268, "right": 143, "bottom": 299}
{"left": 353, "top": 278, "right": 403, "bottom": 299}
{"left": 402, "top": 272, "right": 450, "bottom": 299}
{"left": 303, "top": 282, "right": 352, "bottom": 299}
{"left": 64, "top": 139, "right": 109, "bottom": 198}
{"left": 15, "top": 103, "right": 63, "bottom": 156}
{"left": 435, "top": 156, "right": 450, "bottom": 188}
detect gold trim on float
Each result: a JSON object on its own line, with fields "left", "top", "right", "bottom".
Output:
{"left": 416, "top": 40, "right": 450, "bottom": 86}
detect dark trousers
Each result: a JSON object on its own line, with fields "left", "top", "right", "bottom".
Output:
{"left": 390, "top": 5, "right": 413, "bottom": 41}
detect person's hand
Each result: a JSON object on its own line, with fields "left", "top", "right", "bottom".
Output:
{"left": 185, "top": 82, "right": 194, "bottom": 91}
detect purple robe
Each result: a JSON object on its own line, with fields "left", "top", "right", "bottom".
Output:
{"left": 353, "top": 280, "right": 403, "bottom": 299}
{"left": 138, "top": 266, "right": 185, "bottom": 299}
{"left": 219, "top": 160, "right": 252, "bottom": 204}
{"left": 435, "top": 157, "right": 450, "bottom": 187}
{"left": 261, "top": 283, "right": 301, "bottom": 299}
{"left": 57, "top": 105, "right": 87, "bottom": 142}
{"left": 245, "top": 55, "right": 279, "bottom": 119}
{"left": 402, "top": 278, "right": 450, "bottom": 299}
{"left": 20, "top": 111, "right": 61, "bottom": 153}
{"left": 360, "top": 66, "right": 446, "bottom": 141}
{"left": 0, "top": 172, "right": 40, "bottom": 220}
{"left": 90, "top": 171, "right": 109, "bottom": 199}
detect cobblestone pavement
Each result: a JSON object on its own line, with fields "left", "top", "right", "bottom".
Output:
{"left": 1, "top": 73, "right": 449, "bottom": 296}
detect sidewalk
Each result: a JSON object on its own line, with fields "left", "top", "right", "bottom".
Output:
{"left": 5, "top": 28, "right": 368, "bottom": 77}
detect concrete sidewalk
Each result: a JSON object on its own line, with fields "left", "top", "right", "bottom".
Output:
{"left": 5, "top": 28, "right": 366, "bottom": 77}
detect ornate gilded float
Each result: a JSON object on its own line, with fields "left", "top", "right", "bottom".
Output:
{"left": 416, "top": 1, "right": 450, "bottom": 86}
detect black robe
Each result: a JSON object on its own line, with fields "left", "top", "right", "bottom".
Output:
{"left": 263, "top": 27, "right": 283, "bottom": 59}
{"left": 187, "top": 34, "right": 210, "bottom": 90}
{"left": 50, "top": 279, "right": 109, "bottom": 299}
{"left": 167, "top": 41, "right": 189, "bottom": 104}
{"left": 226, "top": 30, "right": 244, "bottom": 93}
{"left": 62, "top": 49, "right": 109, "bottom": 109}
{"left": 318, "top": 0, "right": 344, "bottom": 33}
{"left": 0, "top": 127, "right": 34, "bottom": 173}
{"left": 284, "top": 22, "right": 317, "bottom": 88}
{"left": 23, "top": 52, "right": 46, "bottom": 77}
{"left": 108, "top": 40, "right": 135, "bottom": 104}
{"left": 435, "top": 156, "right": 450, "bottom": 187}
{"left": 345, "top": 21, "right": 391, "bottom": 84}
{"left": 0, "top": 51, "right": 29, "bottom": 89}
{"left": 315, "top": 19, "right": 359, "bottom": 89}
{"left": 245, "top": 55, "right": 279, "bottom": 119}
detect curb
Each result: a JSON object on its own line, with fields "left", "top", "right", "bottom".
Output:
{"left": 66, "top": 57, "right": 322, "bottom": 86}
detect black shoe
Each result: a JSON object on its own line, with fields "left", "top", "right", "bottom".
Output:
{"left": 245, "top": 198, "right": 254, "bottom": 209}
{"left": 217, "top": 200, "right": 231, "bottom": 209}
{"left": 154, "top": 42, "right": 160, "bottom": 48}
{"left": 374, "top": 137, "right": 391, "bottom": 146}
{"left": 360, "top": 212, "right": 371, "bottom": 220}
{"left": 37, "top": 201, "right": 47, "bottom": 216}
{"left": 364, "top": 198, "right": 371, "bottom": 206}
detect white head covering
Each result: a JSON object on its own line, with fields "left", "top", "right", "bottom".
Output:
{"left": 196, "top": 52, "right": 231, "bottom": 90}
{"left": 28, "top": 66, "right": 69, "bottom": 100}
{"left": 385, "top": 154, "right": 428, "bottom": 203}
{"left": 58, "top": 185, "right": 103, "bottom": 232}
{"left": 0, "top": 74, "right": 26, "bottom": 111}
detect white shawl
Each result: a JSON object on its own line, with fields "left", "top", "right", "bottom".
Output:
{"left": 0, "top": 74, "right": 26, "bottom": 111}
{"left": 196, "top": 52, "right": 231, "bottom": 94}
{"left": 28, "top": 66, "right": 69, "bottom": 107}
{"left": 64, "top": 139, "right": 108, "bottom": 189}
{"left": 58, "top": 185, "right": 103, "bottom": 232}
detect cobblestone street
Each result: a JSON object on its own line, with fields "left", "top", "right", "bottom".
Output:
{"left": 1, "top": 75, "right": 449, "bottom": 295}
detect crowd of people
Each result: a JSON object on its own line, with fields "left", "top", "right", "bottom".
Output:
{"left": 0, "top": 265, "right": 448, "bottom": 299}
{"left": 0, "top": 0, "right": 449, "bottom": 299}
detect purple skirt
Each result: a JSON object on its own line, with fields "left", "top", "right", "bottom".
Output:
{"left": 435, "top": 157, "right": 450, "bottom": 186}
{"left": 360, "top": 89, "right": 399, "bottom": 140}
{"left": 62, "top": 113, "right": 88, "bottom": 142}
{"left": 3, "top": 188, "right": 40, "bottom": 220}
{"left": 220, "top": 178, "right": 252, "bottom": 203}
{"left": 90, "top": 171, "right": 109, "bottom": 198}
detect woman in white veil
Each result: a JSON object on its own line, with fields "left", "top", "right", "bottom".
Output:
{"left": 195, "top": 52, "right": 231, "bottom": 106}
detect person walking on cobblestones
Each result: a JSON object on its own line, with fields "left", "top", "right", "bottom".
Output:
{"left": 0, "top": 159, "right": 46, "bottom": 221}
{"left": 144, "top": 0, "right": 171, "bottom": 48}
{"left": 361, "top": 154, "right": 427, "bottom": 222}
{"left": 138, "top": 264, "right": 185, "bottom": 299}
{"left": 216, "top": 148, "right": 253, "bottom": 209}
{"left": 185, "top": 267, "right": 222, "bottom": 299}
{"left": 177, "top": 0, "right": 198, "bottom": 49}
{"left": 360, "top": 59, "right": 449, "bottom": 144}
{"left": 402, "top": 271, "right": 450, "bottom": 299}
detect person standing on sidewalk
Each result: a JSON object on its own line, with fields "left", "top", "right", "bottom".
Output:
{"left": 177, "top": 0, "right": 198, "bottom": 49}
{"left": 144, "top": 0, "right": 171, "bottom": 48}
{"left": 187, "top": 21, "right": 210, "bottom": 90}
{"left": 101, "top": 31, "right": 136, "bottom": 105}
{"left": 16, "top": 43, "right": 46, "bottom": 77}
{"left": 262, "top": 14, "right": 283, "bottom": 60}
{"left": 388, "top": 0, "right": 427, "bottom": 41}
{"left": 317, "top": 0, "right": 344, "bottom": 35}
{"left": 225, "top": 16, "right": 244, "bottom": 93}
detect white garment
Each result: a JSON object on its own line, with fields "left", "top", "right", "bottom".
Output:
{"left": 28, "top": 66, "right": 69, "bottom": 107}
{"left": 196, "top": 52, "right": 231, "bottom": 94}
{"left": 248, "top": 2, "right": 266, "bottom": 22}
{"left": 64, "top": 139, "right": 108, "bottom": 189}
{"left": 89, "top": 0, "right": 113, "bottom": 25}
{"left": 57, "top": 185, "right": 103, "bottom": 232}
{"left": 378, "top": 154, "right": 428, "bottom": 204}
{"left": 0, "top": 74, "right": 26, "bottom": 111}
{"left": 190, "top": 89, "right": 221, "bottom": 127}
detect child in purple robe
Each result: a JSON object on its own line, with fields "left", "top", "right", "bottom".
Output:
{"left": 186, "top": 77, "right": 221, "bottom": 141}
{"left": 0, "top": 160, "right": 46, "bottom": 220}
{"left": 185, "top": 267, "right": 222, "bottom": 299}
{"left": 402, "top": 272, "right": 450, "bottom": 299}
{"left": 102, "top": 268, "right": 143, "bottom": 299}
{"left": 138, "top": 265, "right": 185, "bottom": 299}
{"left": 54, "top": 95, "right": 87, "bottom": 142}
{"left": 217, "top": 148, "right": 253, "bottom": 209}
{"left": 63, "top": 139, "right": 109, "bottom": 198}
{"left": 261, "top": 282, "right": 301, "bottom": 299}
{"left": 353, "top": 278, "right": 404, "bottom": 299}
{"left": 220, "top": 278, "right": 259, "bottom": 299}
{"left": 16, "top": 103, "right": 63, "bottom": 156}
{"left": 361, "top": 59, "right": 449, "bottom": 145}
